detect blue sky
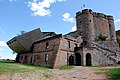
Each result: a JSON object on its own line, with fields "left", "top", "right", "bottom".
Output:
{"left": 0, "top": 0, "right": 120, "bottom": 60}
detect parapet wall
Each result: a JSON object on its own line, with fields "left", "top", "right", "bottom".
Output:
{"left": 76, "top": 9, "right": 114, "bottom": 20}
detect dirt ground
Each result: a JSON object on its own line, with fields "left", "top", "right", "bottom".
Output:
{"left": 0, "top": 66, "right": 109, "bottom": 80}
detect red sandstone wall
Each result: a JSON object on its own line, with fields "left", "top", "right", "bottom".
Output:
{"left": 53, "top": 36, "right": 80, "bottom": 68}
{"left": 32, "top": 37, "right": 61, "bottom": 68}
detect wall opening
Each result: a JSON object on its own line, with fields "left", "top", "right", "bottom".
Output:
{"left": 67, "top": 41, "right": 70, "bottom": 48}
{"left": 46, "top": 42, "right": 49, "bottom": 49}
{"left": 45, "top": 54, "right": 48, "bottom": 62}
{"left": 30, "top": 57, "right": 33, "bottom": 64}
{"left": 75, "top": 53, "right": 81, "bottom": 66}
{"left": 24, "top": 55, "right": 28, "bottom": 63}
{"left": 69, "top": 55, "right": 74, "bottom": 65}
{"left": 86, "top": 53, "right": 92, "bottom": 66}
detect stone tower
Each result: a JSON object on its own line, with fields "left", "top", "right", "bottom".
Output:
{"left": 76, "top": 9, "right": 95, "bottom": 47}
{"left": 76, "top": 9, "right": 117, "bottom": 46}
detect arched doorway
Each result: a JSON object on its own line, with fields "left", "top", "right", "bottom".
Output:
{"left": 86, "top": 53, "right": 92, "bottom": 66}
{"left": 69, "top": 55, "right": 74, "bottom": 65}
{"left": 75, "top": 53, "right": 81, "bottom": 66}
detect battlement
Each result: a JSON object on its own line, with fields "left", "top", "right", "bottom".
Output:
{"left": 107, "top": 15, "right": 114, "bottom": 20}
{"left": 76, "top": 9, "right": 114, "bottom": 20}
{"left": 76, "top": 9, "right": 93, "bottom": 15}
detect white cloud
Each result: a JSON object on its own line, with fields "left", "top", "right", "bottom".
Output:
{"left": 0, "top": 41, "right": 8, "bottom": 47}
{"left": 28, "top": 0, "right": 66, "bottom": 16}
{"left": 63, "top": 12, "right": 74, "bottom": 23}
{"left": 71, "top": 25, "right": 77, "bottom": 31}
{"left": 115, "top": 19, "right": 120, "bottom": 23}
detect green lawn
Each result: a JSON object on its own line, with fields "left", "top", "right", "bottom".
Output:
{"left": 0, "top": 60, "right": 49, "bottom": 74}
{"left": 106, "top": 68, "right": 120, "bottom": 80}
{"left": 93, "top": 66, "right": 120, "bottom": 80}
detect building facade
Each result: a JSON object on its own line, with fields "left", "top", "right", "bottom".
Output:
{"left": 7, "top": 9, "right": 120, "bottom": 68}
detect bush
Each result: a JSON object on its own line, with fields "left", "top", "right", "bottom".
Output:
{"left": 96, "top": 34, "right": 108, "bottom": 41}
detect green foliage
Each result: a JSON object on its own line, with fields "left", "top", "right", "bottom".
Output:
{"left": 60, "top": 66, "right": 74, "bottom": 70}
{"left": 117, "top": 36, "right": 120, "bottom": 44}
{"left": 97, "top": 34, "right": 108, "bottom": 41}
{"left": 106, "top": 68, "right": 120, "bottom": 80}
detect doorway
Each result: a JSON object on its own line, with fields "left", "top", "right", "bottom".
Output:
{"left": 69, "top": 55, "right": 74, "bottom": 65}
{"left": 75, "top": 53, "right": 81, "bottom": 66}
{"left": 86, "top": 53, "right": 92, "bottom": 66}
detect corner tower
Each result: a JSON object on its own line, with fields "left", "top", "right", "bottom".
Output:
{"left": 76, "top": 9, "right": 95, "bottom": 47}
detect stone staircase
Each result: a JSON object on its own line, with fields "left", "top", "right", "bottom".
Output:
{"left": 90, "top": 41, "right": 120, "bottom": 63}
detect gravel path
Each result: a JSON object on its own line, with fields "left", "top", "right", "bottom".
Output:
{"left": 0, "top": 66, "right": 108, "bottom": 80}
{"left": 51, "top": 66, "right": 108, "bottom": 80}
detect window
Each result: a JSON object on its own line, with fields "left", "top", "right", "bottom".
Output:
{"left": 83, "top": 41, "right": 87, "bottom": 45}
{"left": 46, "top": 42, "right": 49, "bottom": 49}
{"left": 109, "top": 24, "right": 111, "bottom": 27}
{"left": 34, "top": 55, "right": 40, "bottom": 62}
{"left": 67, "top": 41, "right": 70, "bottom": 48}
{"left": 45, "top": 54, "right": 48, "bottom": 62}
{"left": 21, "top": 56, "right": 23, "bottom": 60}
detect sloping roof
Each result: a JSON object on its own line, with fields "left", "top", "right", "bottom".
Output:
{"left": 34, "top": 34, "right": 62, "bottom": 44}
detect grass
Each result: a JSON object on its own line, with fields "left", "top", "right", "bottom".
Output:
{"left": 21, "top": 64, "right": 49, "bottom": 69}
{"left": 60, "top": 66, "right": 74, "bottom": 70}
{"left": 0, "top": 60, "right": 49, "bottom": 75}
{"left": 0, "top": 60, "right": 31, "bottom": 74}
{"left": 106, "top": 68, "right": 120, "bottom": 80}
{"left": 92, "top": 66, "right": 120, "bottom": 80}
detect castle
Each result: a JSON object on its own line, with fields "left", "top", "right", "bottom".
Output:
{"left": 7, "top": 9, "right": 120, "bottom": 68}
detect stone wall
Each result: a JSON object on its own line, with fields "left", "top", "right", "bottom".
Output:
{"left": 82, "top": 48, "right": 116, "bottom": 66}
{"left": 54, "top": 36, "right": 80, "bottom": 68}
{"left": 19, "top": 53, "right": 33, "bottom": 64}
{"left": 32, "top": 36, "right": 61, "bottom": 68}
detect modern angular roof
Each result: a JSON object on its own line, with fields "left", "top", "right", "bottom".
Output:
{"left": 7, "top": 28, "right": 43, "bottom": 53}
